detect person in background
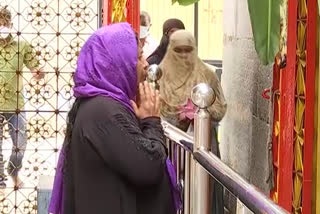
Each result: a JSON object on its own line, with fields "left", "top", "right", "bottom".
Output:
{"left": 159, "top": 30, "right": 227, "bottom": 214}
{"left": 147, "top": 18, "right": 185, "bottom": 65}
{"left": 0, "top": 6, "right": 44, "bottom": 188}
{"left": 49, "top": 23, "right": 176, "bottom": 214}
{"left": 140, "top": 11, "right": 158, "bottom": 58}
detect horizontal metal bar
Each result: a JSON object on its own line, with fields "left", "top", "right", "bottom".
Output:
{"left": 161, "top": 120, "right": 287, "bottom": 214}
{"left": 193, "top": 148, "right": 289, "bottom": 214}
{"left": 202, "top": 59, "right": 222, "bottom": 68}
{"left": 161, "top": 121, "right": 194, "bottom": 152}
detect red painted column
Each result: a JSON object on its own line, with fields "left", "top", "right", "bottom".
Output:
{"left": 102, "top": 0, "right": 140, "bottom": 33}
{"left": 277, "top": 0, "right": 297, "bottom": 211}
{"left": 126, "top": 0, "right": 140, "bottom": 32}
{"left": 302, "top": 0, "right": 317, "bottom": 212}
{"left": 102, "top": 0, "right": 112, "bottom": 26}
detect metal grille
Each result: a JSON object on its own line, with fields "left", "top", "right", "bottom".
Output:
{"left": 0, "top": 0, "right": 100, "bottom": 213}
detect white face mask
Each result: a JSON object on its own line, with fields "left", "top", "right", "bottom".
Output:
{"left": 0, "top": 26, "right": 11, "bottom": 39}
{"left": 140, "top": 26, "right": 149, "bottom": 39}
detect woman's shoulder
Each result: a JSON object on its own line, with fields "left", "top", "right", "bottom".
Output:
{"left": 79, "top": 96, "right": 134, "bottom": 120}
{"left": 201, "top": 62, "right": 217, "bottom": 74}
{"left": 198, "top": 62, "right": 220, "bottom": 81}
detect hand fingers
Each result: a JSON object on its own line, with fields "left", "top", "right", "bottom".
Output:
{"left": 150, "top": 85, "right": 156, "bottom": 103}
{"left": 35, "top": 74, "right": 41, "bottom": 80}
{"left": 130, "top": 100, "right": 139, "bottom": 114}
{"left": 148, "top": 82, "right": 155, "bottom": 98}
{"left": 143, "top": 81, "right": 152, "bottom": 102}
{"left": 139, "top": 83, "right": 146, "bottom": 101}
{"left": 147, "top": 82, "right": 157, "bottom": 107}
{"left": 145, "top": 82, "right": 156, "bottom": 103}
{"left": 37, "top": 73, "right": 44, "bottom": 80}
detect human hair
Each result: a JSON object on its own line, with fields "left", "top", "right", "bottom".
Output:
{"left": 140, "top": 11, "right": 151, "bottom": 27}
{"left": 134, "top": 31, "right": 139, "bottom": 44}
{"left": 0, "top": 6, "right": 12, "bottom": 26}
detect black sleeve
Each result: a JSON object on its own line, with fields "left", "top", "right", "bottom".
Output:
{"left": 83, "top": 109, "right": 167, "bottom": 187}
{"left": 139, "top": 117, "right": 167, "bottom": 151}
{"left": 147, "top": 55, "right": 160, "bottom": 65}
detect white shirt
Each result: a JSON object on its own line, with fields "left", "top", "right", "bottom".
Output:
{"left": 143, "top": 35, "right": 158, "bottom": 58}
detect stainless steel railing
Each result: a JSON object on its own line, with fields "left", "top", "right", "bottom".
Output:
{"left": 161, "top": 83, "right": 289, "bottom": 214}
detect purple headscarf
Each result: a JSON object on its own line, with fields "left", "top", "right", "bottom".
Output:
{"left": 48, "top": 23, "right": 138, "bottom": 214}
{"left": 73, "top": 22, "right": 138, "bottom": 111}
{"left": 48, "top": 147, "right": 66, "bottom": 214}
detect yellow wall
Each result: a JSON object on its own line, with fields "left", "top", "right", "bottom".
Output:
{"left": 140, "top": 0, "right": 223, "bottom": 60}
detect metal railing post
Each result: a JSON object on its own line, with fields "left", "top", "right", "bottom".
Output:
{"left": 191, "top": 83, "right": 216, "bottom": 214}
{"left": 147, "top": 64, "right": 162, "bottom": 90}
{"left": 184, "top": 151, "right": 191, "bottom": 214}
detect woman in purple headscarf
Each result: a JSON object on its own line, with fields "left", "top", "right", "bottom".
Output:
{"left": 48, "top": 22, "right": 175, "bottom": 214}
